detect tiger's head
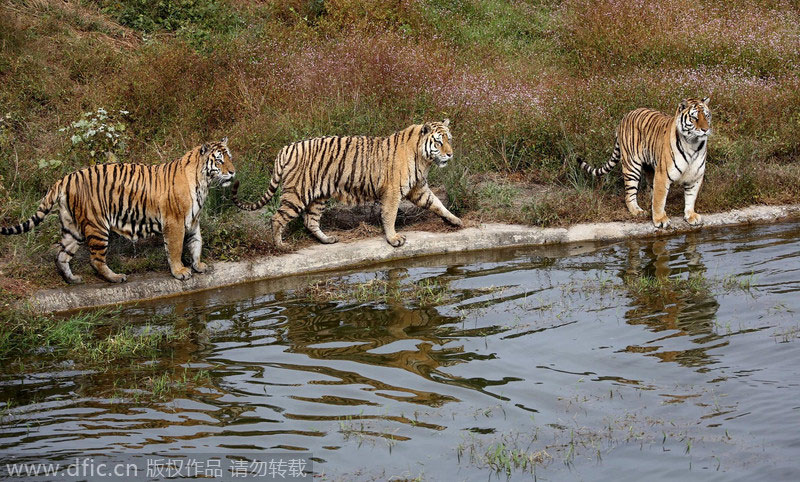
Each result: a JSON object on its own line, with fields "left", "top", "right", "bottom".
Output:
{"left": 200, "top": 137, "right": 236, "bottom": 187}
{"left": 420, "top": 119, "right": 453, "bottom": 167}
{"left": 676, "top": 97, "right": 711, "bottom": 140}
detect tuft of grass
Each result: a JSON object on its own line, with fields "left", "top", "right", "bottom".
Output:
{"left": 110, "top": 366, "right": 213, "bottom": 403}
{"left": 718, "top": 273, "right": 757, "bottom": 292}
{"left": 146, "top": 368, "right": 210, "bottom": 400}
{"left": 624, "top": 273, "right": 709, "bottom": 298}
{"left": 773, "top": 325, "right": 800, "bottom": 343}
{"left": 483, "top": 442, "right": 551, "bottom": 476}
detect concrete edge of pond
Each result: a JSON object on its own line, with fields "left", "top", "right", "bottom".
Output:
{"left": 27, "top": 203, "right": 800, "bottom": 313}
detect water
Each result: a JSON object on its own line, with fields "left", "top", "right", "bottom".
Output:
{"left": 3, "top": 222, "right": 800, "bottom": 480}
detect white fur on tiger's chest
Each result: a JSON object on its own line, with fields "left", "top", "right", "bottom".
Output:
{"left": 668, "top": 138, "right": 707, "bottom": 187}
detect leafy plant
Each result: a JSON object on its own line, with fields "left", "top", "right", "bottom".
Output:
{"left": 59, "top": 108, "right": 131, "bottom": 164}
{"left": 100, "top": 0, "right": 243, "bottom": 47}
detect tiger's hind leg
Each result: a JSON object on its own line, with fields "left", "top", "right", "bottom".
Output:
{"left": 85, "top": 224, "right": 127, "bottom": 283}
{"left": 622, "top": 156, "right": 646, "bottom": 217}
{"left": 272, "top": 194, "right": 304, "bottom": 250}
{"left": 56, "top": 231, "right": 83, "bottom": 284}
{"left": 303, "top": 199, "right": 338, "bottom": 244}
{"left": 164, "top": 221, "right": 191, "bottom": 280}
{"left": 406, "top": 184, "right": 462, "bottom": 227}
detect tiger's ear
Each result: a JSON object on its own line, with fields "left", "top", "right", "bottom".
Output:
{"left": 678, "top": 99, "right": 688, "bottom": 111}
{"left": 200, "top": 144, "right": 209, "bottom": 156}
{"left": 220, "top": 136, "right": 228, "bottom": 145}
{"left": 443, "top": 118, "right": 450, "bottom": 127}
{"left": 702, "top": 97, "right": 710, "bottom": 105}
{"left": 421, "top": 123, "right": 431, "bottom": 135}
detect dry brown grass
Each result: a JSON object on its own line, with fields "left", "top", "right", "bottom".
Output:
{"left": 0, "top": 0, "right": 798, "bottom": 297}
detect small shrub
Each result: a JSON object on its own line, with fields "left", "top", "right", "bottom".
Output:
{"left": 59, "top": 108, "right": 131, "bottom": 165}
{"left": 100, "top": 0, "right": 244, "bottom": 45}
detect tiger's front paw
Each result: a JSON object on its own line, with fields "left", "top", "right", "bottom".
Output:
{"left": 387, "top": 234, "right": 407, "bottom": 247}
{"left": 652, "top": 213, "right": 671, "bottom": 229}
{"left": 171, "top": 266, "right": 192, "bottom": 280}
{"left": 684, "top": 211, "right": 703, "bottom": 226}
{"left": 192, "top": 262, "right": 208, "bottom": 273}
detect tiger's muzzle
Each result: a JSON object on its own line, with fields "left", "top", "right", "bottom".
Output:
{"left": 435, "top": 154, "right": 452, "bottom": 167}
{"left": 218, "top": 172, "right": 236, "bottom": 187}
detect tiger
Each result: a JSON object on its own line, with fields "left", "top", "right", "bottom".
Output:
{"left": 578, "top": 98, "right": 711, "bottom": 228}
{"left": 0, "top": 138, "right": 236, "bottom": 283}
{"left": 231, "top": 119, "right": 462, "bottom": 248}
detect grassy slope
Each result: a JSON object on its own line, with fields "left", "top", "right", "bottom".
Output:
{"left": 0, "top": 0, "right": 799, "bottom": 297}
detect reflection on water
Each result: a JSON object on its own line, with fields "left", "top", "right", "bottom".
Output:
{"left": 3, "top": 222, "right": 800, "bottom": 480}
{"left": 621, "top": 235, "right": 722, "bottom": 367}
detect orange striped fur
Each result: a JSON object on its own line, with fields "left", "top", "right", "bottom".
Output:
{"left": 232, "top": 120, "right": 461, "bottom": 248}
{"left": 0, "top": 139, "right": 236, "bottom": 283}
{"left": 579, "top": 98, "right": 711, "bottom": 228}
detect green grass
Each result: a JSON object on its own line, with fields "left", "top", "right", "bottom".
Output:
{"left": 421, "top": 0, "right": 559, "bottom": 57}
{"left": 0, "top": 306, "right": 188, "bottom": 366}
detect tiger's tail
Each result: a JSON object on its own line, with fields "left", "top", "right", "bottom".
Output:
{"left": 231, "top": 150, "right": 286, "bottom": 211}
{"left": 0, "top": 179, "right": 62, "bottom": 235}
{"left": 578, "top": 139, "right": 621, "bottom": 178}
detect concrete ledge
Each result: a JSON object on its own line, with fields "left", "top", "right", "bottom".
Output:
{"left": 29, "top": 204, "right": 800, "bottom": 313}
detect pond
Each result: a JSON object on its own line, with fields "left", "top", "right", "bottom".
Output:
{"left": 2, "top": 221, "right": 800, "bottom": 480}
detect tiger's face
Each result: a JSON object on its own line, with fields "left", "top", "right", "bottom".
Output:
{"left": 202, "top": 137, "right": 236, "bottom": 187}
{"left": 677, "top": 97, "right": 711, "bottom": 140}
{"left": 422, "top": 119, "right": 453, "bottom": 167}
